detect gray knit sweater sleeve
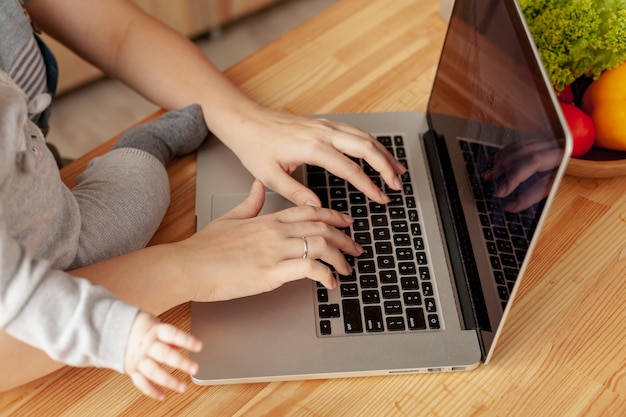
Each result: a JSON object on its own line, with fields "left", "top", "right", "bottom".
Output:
{"left": 0, "top": 71, "right": 138, "bottom": 373}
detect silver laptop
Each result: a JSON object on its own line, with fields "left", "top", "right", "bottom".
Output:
{"left": 191, "top": 0, "right": 571, "bottom": 384}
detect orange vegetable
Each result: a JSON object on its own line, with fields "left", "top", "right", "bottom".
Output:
{"left": 581, "top": 62, "right": 626, "bottom": 151}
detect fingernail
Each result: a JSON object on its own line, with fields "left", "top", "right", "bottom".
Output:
{"left": 342, "top": 213, "right": 354, "bottom": 223}
{"left": 393, "top": 176, "right": 403, "bottom": 190}
{"left": 306, "top": 199, "right": 321, "bottom": 207}
{"left": 354, "top": 242, "right": 364, "bottom": 254}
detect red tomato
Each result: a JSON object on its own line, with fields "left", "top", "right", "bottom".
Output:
{"left": 560, "top": 102, "right": 596, "bottom": 158}
{"left": 558, "top": 84, "right": 574, "bottom": 104}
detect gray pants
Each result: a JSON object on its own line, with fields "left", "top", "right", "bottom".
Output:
{"left": 69, "top": 148, "right": 170, "bottom": 269}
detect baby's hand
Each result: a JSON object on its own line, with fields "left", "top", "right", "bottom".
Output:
{"left": 125, "top": 311, "right": 203, "bottom": 400}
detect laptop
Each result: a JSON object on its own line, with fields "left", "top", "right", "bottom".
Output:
{"left": 191, "top": 0, "right": 571, "bottom": 384}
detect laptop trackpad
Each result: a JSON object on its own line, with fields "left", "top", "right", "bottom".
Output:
{"left": 211, "top": 192, "right": 293, "bottom": 220}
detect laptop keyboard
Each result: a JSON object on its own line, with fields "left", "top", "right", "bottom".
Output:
{"left": 307, "top": 134, "right": 441, "bottom": 337}
{"left": 460, "top": 139, "right": 537, "bottom": 309}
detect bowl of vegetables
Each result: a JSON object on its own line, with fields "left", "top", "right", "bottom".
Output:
{"left": 521, "top": 0, "right": 626, "bottom": 177}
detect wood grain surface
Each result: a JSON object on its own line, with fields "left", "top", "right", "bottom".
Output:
{"left": 2, "top": 1, "right": 625, "bottom": 416}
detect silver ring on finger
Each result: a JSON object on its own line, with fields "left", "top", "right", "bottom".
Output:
{"left": 301, "top": 236, "right": 309, "bottom": 259}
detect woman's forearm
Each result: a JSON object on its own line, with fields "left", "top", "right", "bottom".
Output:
{"left": 68, "top": 243, "right": 189, "bottom": 316}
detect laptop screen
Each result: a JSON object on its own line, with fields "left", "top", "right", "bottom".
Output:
{"left": 423, "top": 0, "right": 570, "bottom": 359}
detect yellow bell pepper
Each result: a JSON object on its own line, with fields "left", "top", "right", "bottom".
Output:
{"left": 582, "top": 61, "right": 626, "bottom": 151}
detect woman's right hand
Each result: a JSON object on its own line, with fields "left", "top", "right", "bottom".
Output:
{"left": 173, "top": 179, "right": 363, "bottom": 303}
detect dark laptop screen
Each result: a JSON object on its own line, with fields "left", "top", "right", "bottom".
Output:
{"left": 423, "top": 0, "right": 570, "bottom": 359}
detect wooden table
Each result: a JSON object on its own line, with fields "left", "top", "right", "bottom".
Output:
{"left": 2, "top": 1, "right": 625, "bottom": 415}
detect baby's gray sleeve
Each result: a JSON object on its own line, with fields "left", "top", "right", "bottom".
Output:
{"left": 0, "top": 215, "right": 138, "bottom": 373}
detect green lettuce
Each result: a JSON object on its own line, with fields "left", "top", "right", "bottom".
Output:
{"left": 520, "top": 0, "right": 626, "bottom": 90}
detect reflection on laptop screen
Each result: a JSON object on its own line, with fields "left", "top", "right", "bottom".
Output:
{"left": 423, "top": 0, "right": 569, "bottom": 357}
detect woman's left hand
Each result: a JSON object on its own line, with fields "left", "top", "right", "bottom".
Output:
{"left": 217, "top": 104, "right": 407, "bottom": 207}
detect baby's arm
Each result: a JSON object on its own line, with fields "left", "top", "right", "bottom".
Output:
{"left": 124, "top": 311, "right": 203, "bottom": 400}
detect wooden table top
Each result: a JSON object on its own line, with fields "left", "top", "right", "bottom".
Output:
{"left": 3, "top": 1, "right": 625, "bottom": 415}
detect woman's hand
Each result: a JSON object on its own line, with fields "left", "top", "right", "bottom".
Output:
{"left": 174, "top": 180, "right": 363, "bottom": 303}
{"left": 125, "top": 312, "right": 202, "bottom": 401}
{"left": 216, "top": 105, "right": 407, "bottom": 207}
{"left": 483, "top": 138, "right": 563, "bottom": 212}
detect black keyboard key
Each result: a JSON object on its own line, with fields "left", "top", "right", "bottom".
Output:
{"left": 369, "top": 202, "right": 386, "bottom": 213}
{"left": 494, "top": 226, "right": 509, "bottom": 240}
{"left": 508, "top": 222, "right": 525, "bottom": 237}
{"left": 381, "top": 285, "right": 400, "bottom": 299}
{"left": 362, "top": 290, "right": 380, "bottom": 304}
{"left": 407, "top": 308, "right": 427, "bottom": 330}
{"left": 353, "top": 219, "right": 370, "bottom": 231}
{"left": 428, "top": 314, "right": 441, "bottom": 329}
{"left": 354, "top": 232, "right": 372, "bottom": 245}
{"left": 360, "top": 245, "right": 374, "bottom": 259}
{"left": 400, "top": 277, "right": 419, "bottom": 290}
{"left": 312, "top": 188, "right": 329, "bottom": 208}
{"left": 398, "top": 262, "right": 416, "bottom": 275}
{"left": 384, "top": 300, "right": 402, "bottom": 315}
{"left": 419, "top": 266, "right": 431, "bottom": 280}
{"left": 377, "top": 135, "right": 392, "bottom": 146}
{"left": 359, "top": 274, "right": 378, "bottom": 288}
{"left": 377, "top": 256, "right": 395, "bottom": 269}
{"left": 396, "top": 248, "right": 413, "bottom": 260}
{"left": 379, "top": 270, "right": 398, "bottom": 283}
{"left": 319, "top": 304, "right": 340, "bottom": 318}
{"left": 350, "top": 192, "right": 367, "bottom": 205}
{"left": 425, "top": 298, "right": 437, "bottom": 313}
{"left": 364, "top": 306, "right": 384, "bottom": 332}
{"left": 330, "top": 187, "right": 346, "bottom": 199}
{"left": 307, "top": 172, "right": 326, "bottom": 187}
{"left": 389, "top": 207, "right": 405, "bottom": 218}
{"left": 340, "top": 283, "right": 358, "bottom": 297}
{"left": 320, "top": 320, "right": 332, "bottom": 335}
{"left": 391, "top": 221, "right": 408, "bottom": 233}
{"left": 331, "top": 200, "right": 348, "bottom": 212}
{"left": 500, "top": 253, "right": 517, "bottom": 268}
{"left": 371, "top": 215, "right": 388, "bottom": 226}
{"left": 403, "top": 292, "right": 422, "bottom": 305}
{"left": 422, "top": 282, "right": 434, "bottom": 296}
{"left": 394, "top": 234, "right": 411, "bottom": 246}
{"left": 342, "top": 299, "right": 363, "bottom": 333}
{"left": 375, "top": 241, "right": 393, "bottom": 254}
{"left": 389, "top": 195, "right": 403, "bottom": 206}
{"left": 317, "top": 288, "right": 328, "bottom": 303}
{"left": 338, "top": 271, "right": 356, "bottom": 282}
{"left": 373, "top": 228, "right": 391, "bottom": 241}
{"left": 386, "top": 316, "right": 406, "bottom": 331}
{"left": 416, "top": 252, "right": 428, "bottom": 265}
{"left": 497, "top": 285, "right": 510, "bottom": 301}
{"left": 351, "top": 205, "right": 368, "bottom": 218}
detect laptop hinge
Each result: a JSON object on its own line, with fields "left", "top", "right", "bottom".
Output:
{"left": 422, "top": 129, "right": 490, "bottom": 360}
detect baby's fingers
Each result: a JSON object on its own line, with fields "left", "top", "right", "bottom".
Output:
{"left": 138, "top": 356, "right": 188, "bottom": 394}
{"left": 130, "top": 371, "right": 167, "bottom": 401}
{"left": 149, "top": 338, "right": 200, "bottom": 376}
{"left": 156, "top": 324, "right": 203, "bottom": 353}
